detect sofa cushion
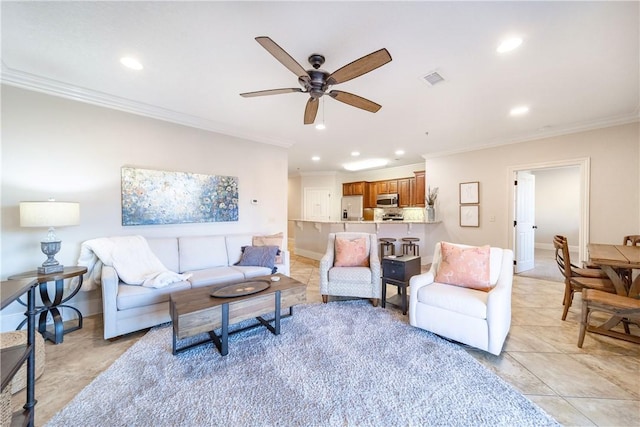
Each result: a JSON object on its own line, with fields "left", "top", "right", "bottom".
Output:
{"left": 179, "top": 236, "right": 228, "bottom": 272}
{"left": 232, "top": 265, "right": 276, "bottom": 278}
{"left": 334, "top": 237, "right": 370, "bottom": 267}
{"left": 117, "top": 280, "right": 191, "bottom": 310}
{"left": 146, "top": 238, "right": 180, "bottom": 273}
{"left": 252, "top": 232, "right": 284, "bottom": 264}
{"left": 235, "top": 245, "right": 279, "bottom": 272}
{"left": 186, "top": 267, "right": 244, "bottom": 288}
{"left": 435, "top": 242, "right": 492, "bottom": 291}
{"left": 328, "top": 266, "right": 372, "bottom": 283}
{"left": 225, "top": 235, "right": 253, "bottom": 266}
{"left": 416, "top": 282, "right": 488, "bottom": 319}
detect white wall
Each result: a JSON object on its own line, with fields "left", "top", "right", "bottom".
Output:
{"left": 1, "top": 86, "right": 289, "bottom": 330}
{"left": 288, "top": 123, "right": 639, "bottom": 260}
{"left": 533, "top": 167, "right": 580, "bottom": 247}
{"left": 424, "top": 122, "right": 639, "bottom": 253}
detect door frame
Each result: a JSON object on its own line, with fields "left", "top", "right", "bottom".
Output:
{"left": 507, "top": 157, "right": 590, "bottom": 265}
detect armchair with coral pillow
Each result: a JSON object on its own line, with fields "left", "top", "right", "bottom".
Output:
{"left": 319, "top": 232, "right": 381, "bottom": 306}
{"left": 409, "top": 241, "right": 514, "bottom": 355}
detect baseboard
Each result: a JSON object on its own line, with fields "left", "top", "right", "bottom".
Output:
{"left": 294, "top": 248, "right": 323, "bottom": 261}
{"left": 536, "top": 243, "right": 578, "bottom": 252}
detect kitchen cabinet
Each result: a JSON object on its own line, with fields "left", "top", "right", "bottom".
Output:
{"left": 377, "top": 179, "right": 398, "bottom": 194}
{"left": 365, "top": 182, "right": 377, "bottom": 208}
{"left": 342, "top": 181, "right": 365, "bottom": 196}
{"left": 398, "top": 178, "right": 411, "bottom": 207}
{"left": 413, "top": 171, "right": 426, "bottom": 207}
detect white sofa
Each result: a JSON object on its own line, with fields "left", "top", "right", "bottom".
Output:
{"left": 409, "top": 242, "right": 514, "bottom": 356}
{"left": 101, "top": 234, "right": 290, "bottom": 339}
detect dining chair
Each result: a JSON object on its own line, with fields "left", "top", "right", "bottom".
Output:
{"left": 578, "top": 288, "right": 640, "bottom": 347}
{"left": 553, "top": 235, "right": 616, "bottom": 320}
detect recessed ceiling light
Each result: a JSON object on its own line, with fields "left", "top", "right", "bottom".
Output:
{"left": 343, "top": 158, "right": 388, "bottom": 171}
{"left": 509, "top": 105, "right": 529, "bottom": 116}
{"left": 351, "top": 151, "right": 360, "bottom": 157}
{"left": 315, "top": 123, "right": 326, "bottom": 130}
{"left": 395, "top": 150, "right": 405, "bottom": 156}
{"left": 497, "top": 37, "right": 523, "bottom": 54}
{"left": 311, "top": 156, "right": 320, "bottom": 161}
{"left": 120, "top": 57, "right": 143, "bottom": 70}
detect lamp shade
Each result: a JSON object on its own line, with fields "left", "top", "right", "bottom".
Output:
{"left": 20, "top": 201, "right": 80, "bottom": 227}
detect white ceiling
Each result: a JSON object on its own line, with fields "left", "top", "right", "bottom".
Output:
{"left": 2, "top": 1, "right": 639, "bottom": 175}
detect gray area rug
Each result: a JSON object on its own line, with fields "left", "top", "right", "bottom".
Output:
{"left": 46, "top": 301, "right": 558, "bottom": 427}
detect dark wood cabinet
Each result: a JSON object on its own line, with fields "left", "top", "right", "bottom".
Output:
{"left": 365, "top": 182, "right": 377, "bottom": 208}
{"left": 381, "top": 255, "right": 421, "bottom": 315}
{"left": 398, "top": 178, "right": 411, "bottom": 207}
{"left": 413, "top": 171, "right": 425, "bottom": 207}
{"left": 342, "top": 181, "right": 365, "bottom": 196}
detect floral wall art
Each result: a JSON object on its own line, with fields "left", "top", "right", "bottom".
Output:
{"left": 121, "top": 167, "right": 238, "bottom": 226}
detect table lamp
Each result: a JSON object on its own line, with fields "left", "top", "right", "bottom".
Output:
{"left": 20, "top": 200, "right": 80, "bottom": 274}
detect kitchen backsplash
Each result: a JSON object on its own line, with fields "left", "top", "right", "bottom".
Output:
{"left": 373, "top": 207, "right": 425, "bottom": 221}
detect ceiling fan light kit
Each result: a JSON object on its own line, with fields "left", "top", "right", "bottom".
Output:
{"left": 240, "top": 36, "right": 392, "bottom": 125}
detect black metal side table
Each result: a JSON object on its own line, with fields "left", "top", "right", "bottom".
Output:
{"left": 9, "top": 266, "right": 87, "bottom": 344}
{"left": 381, "top": 255, "right": 421, "bottom": 315}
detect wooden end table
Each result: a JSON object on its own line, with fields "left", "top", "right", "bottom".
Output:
{"left": 381, "top": 255, "right": 421, "bottom": 315}
{"left": 9, "top": 266, "right": 87, "bottom": 344}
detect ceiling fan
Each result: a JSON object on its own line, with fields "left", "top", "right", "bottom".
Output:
{"left": 240, "top": 37, "right": 392, "bottom": 125}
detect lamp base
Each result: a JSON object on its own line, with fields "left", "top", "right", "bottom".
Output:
{"left": 40, "top": 240, "right": 63, "bottom": 275}
{"left": 38, "top": 264, "right": 65, "bottom": 274}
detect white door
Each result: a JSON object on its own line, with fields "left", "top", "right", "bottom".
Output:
{"left": 303, "top": 188, "right": 332, "bottom": 221}
{"left": 515, "top": 171, "right": 536, "bottom": 273}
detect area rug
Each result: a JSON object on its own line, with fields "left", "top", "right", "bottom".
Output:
{"left": 46, "top": 301, "right": 558, "bottom": 426}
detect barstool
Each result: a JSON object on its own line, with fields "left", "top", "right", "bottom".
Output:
{"left": 401, "top": 237, "right": 420, "bottom": 256}
{"left": 379, "top": 238, "right": 396, "bottom": 259}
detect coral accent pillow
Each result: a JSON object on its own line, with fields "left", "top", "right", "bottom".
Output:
{"left": 334, "top": 237, "right": 370, "bottom": 267}
{"left": 253, "top": 233, "right": 284, "bottom": 264}
{"left": 434, "top": 242, "right": 492, "bottom": 291}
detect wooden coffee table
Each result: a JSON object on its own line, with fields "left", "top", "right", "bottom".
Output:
{"left": 170, "top": 274, "right": 306, "bottom": 356}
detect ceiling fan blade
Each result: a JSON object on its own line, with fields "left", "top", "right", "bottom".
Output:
{"left": 327, "top": 48, "right": 392, "bottom": 85}
{"left": 304, "top": 98, "right": 319, "bottom": 124}
{"left": 240, "top": 88, "right": 303, "bottom": 98}
{"left": 255, "top": 36, "right": 310, "bottom": 81}
{"left": 328, "top": 90, "right": 381, "bottom": 113}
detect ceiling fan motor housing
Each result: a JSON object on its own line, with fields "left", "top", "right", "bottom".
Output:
{"left": 301, "top": 69, "right": 330, "bottom": 99}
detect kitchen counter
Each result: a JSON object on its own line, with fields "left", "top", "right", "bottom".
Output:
{"left": 289, "top": 219, "right": 441, "bottom": 263}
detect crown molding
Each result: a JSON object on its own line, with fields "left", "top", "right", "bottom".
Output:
{"left": 0, "top": 64, "right": 295, "bottom": 149}
{"left": 423, "top": 112, "right": 640, "bottom": 159}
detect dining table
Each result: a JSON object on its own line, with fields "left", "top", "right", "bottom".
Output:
{"left": 585, "top": 243, "right": 640, "bottom": 344}
{"left": 587, "top": 243, "right": 640, "bottom": 297}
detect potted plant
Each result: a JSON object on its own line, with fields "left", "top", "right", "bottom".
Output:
{"left": 426, "top": 186, "right": 438, "bottom": 222}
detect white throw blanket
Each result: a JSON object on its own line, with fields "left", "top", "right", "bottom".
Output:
{"left": 76, "top": 235, "right": 191, "bottom": 291}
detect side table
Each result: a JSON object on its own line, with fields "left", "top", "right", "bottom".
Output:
{"left": 9, "top": 266, "right": 87, "bottom": 344}
{"left": 381, "top": 255, "right": 421, "bottom": 315}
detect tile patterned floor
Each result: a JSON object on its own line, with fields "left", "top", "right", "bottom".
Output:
{"left": 13, "top": 253, "right": 639, "bottom": 426}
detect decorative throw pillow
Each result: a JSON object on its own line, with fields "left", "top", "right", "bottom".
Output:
{"left": 434, "top": 242, "right": 492, "bottom": 291}
{"left": 235, "top": 245, "right": 279, "bottom": 274}
{"left": 334, "top": 237, "right": 370, "bottom": 267}
{"left": 253, "top": 233, "right": 284, "bottom": 264}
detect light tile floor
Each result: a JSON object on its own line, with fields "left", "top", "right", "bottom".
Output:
{"left": 13, "top": 253, "right": 639, "bottom": 426}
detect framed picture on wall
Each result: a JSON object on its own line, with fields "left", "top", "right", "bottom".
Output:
{"left": 460, "top": 181, "right": 479, "bottom": 204}
{"left": 460, "top": 205, "right": 479, "bottom": 227}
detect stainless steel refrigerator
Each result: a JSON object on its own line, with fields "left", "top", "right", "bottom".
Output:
{"left": 341, "top": 195, "right": 364, "bottom": 221}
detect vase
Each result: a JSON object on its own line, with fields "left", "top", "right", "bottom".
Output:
{"left": 426, "top": 205, "right": 435, "bottom": 222}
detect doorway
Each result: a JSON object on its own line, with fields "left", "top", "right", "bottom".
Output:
{"left": 508, "top": 158, "right": 590, "bottom": 273}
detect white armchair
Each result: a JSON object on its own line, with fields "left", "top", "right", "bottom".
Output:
{"left": 409, "top": 242, "right": 514, "bottom": 355}
{"left": 319, "top": 232, "right": 381, "bottom": 306}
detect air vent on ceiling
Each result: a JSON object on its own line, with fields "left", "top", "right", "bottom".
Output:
{"left": 421, "top": 71, "right": 445, "bottom": 87}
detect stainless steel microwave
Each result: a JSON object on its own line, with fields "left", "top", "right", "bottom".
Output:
{"left": 376, "top": 193, "right": 398, "bottom": 207}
